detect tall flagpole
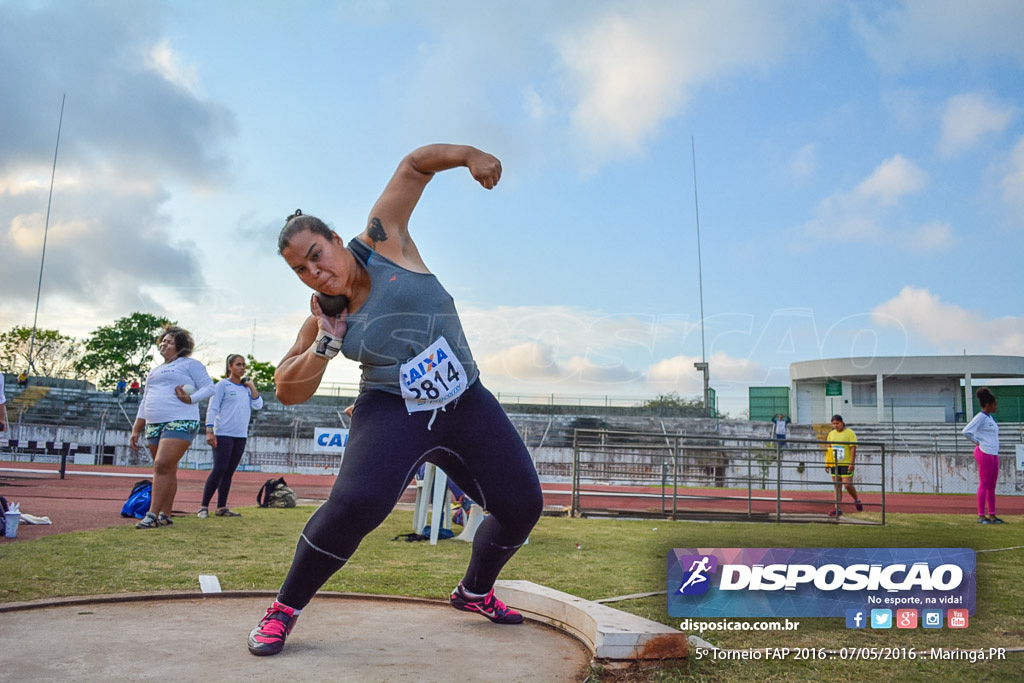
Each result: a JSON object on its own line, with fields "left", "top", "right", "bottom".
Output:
{"left": 691, "top": 137, "right": 710, "bottom": 416}
{"left": 27, "top": 93, "right": 66, "bottom": 373}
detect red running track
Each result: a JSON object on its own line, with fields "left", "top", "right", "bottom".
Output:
{"left": 1, "top": 463, "right": 1021, "bottom": 543}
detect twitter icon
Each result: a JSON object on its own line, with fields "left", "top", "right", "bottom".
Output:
{"left": 871, "top": 609, "right": 892, "bottom": 629}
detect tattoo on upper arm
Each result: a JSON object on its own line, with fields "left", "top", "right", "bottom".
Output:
{"left": 368, "top": 217, "right": 387, "bottom": 246}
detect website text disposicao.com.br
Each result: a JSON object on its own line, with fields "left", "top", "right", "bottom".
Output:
{"left": 680, "top": 618, "right": 801, "bottom": 633}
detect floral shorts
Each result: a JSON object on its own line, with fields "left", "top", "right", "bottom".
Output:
{"left": 145, "top": 419, "right": 200, "bottom": 445}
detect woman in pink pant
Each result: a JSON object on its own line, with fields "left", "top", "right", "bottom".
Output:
{"left": 961, "top": 387, "right": 1004, "bottom": 524}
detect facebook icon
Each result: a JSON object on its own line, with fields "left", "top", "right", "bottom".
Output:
{"left": 845, "top": 609, "right": 867, "bottom": 629}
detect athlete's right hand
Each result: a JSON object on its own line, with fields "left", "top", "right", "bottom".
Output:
{"left": 310, "top": 293, "right": 347, "bottom": 360}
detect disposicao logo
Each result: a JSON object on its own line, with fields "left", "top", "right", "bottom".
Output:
{"left": 667, "top": 548, "right": 976, "bottom": 618}
{"left": 676, "top": 555, "right": 718, "bottom": 596}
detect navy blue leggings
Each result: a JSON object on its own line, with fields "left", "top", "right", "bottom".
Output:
{"left": 201, "top": 435, "right": 247, "bottom": 509}
{"left": 277, "top": 381, "right": 543, "bottom": 610}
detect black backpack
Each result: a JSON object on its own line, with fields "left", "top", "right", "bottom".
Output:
{"left": 257, "top": 477, "right": 297, "bottom": 508}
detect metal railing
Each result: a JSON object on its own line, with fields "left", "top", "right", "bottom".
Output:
{"left": 570, "top": 429, "right": 886, "bottom": 524}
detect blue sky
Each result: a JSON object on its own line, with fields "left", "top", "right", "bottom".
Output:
{"left": 2, "top": 0, "right": 1023, "bottom": 416}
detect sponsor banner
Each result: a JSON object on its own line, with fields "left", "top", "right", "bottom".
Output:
{"left": 667, "top": 548, "right": 975, "bottom": 618}
{"left": 313, "top": 428, "right": 349, "bottom": 454}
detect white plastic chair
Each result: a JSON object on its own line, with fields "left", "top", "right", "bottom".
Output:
{"left": 412, "top": 463, "right": 452, "bottom": 545}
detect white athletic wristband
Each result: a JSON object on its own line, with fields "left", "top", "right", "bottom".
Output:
{"left": 312, "top": 331, "right": 343, "bottom": 359}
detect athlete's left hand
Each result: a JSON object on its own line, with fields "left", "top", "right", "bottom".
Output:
{"left": 468, "top": 151, "right": 502, "bottom": 190}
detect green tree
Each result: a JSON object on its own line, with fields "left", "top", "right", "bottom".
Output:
{"left": 641, "top": 391, "right": 713, "bottom": 417}
{"left": 245, "top": 354, "right": 276, "bottom": 392}
{"left": 0, "top": 326, "right": 82, "bottom": 377}
{"left": 75, "top": 313, "right": 172, "bottom": 389}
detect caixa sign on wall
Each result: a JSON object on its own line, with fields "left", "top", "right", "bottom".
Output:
{"left": 667, "top": 548, "right": 975, "bottom": 618}
{"left": 313, "top": 428, "right": 349, "bottom": 454}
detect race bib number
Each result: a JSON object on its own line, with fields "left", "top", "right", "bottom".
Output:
{"left": 833, "top": 445, "right": 846, "bottom": 462}
{"left": 400, "top": 336, "right": 467, "bottom": 413}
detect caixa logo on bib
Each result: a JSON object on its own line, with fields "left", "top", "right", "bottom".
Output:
{"left": 667, "top": 548, "right": 976, "bottom": 618}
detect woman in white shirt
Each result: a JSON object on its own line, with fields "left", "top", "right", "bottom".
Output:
{"left": 198, "top": 354, "right": 263, "bottom": 518}
{"left": 961, "top": 387, "right": 1004, "bottom": 524}
{"left": 130, "top": 326, "right": 215, "bottom": 528}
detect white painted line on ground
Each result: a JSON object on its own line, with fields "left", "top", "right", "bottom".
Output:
{"left": 0, "top": 467, "right": 151, "bottom": 479}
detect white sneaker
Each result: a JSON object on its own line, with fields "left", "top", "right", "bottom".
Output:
{"left": 197, "top": 508, "right": 209, "bottom": 519}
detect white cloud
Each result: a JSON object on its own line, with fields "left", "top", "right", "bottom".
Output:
{"left": 852, "top": 0, "right": 1024, "bottom": 71}
{"left": 939, "top": 93, "right": 1016, "bottom": 157}
{"left": 1001, "top": 136, "right": 1024, "bottom": 219}
{"left": 854, "top": 154, "right": 928, "bottom": 206}
{"left": 872, "top": 286, "right": 1024, "bottom": 355}
{"left": 565, "top": 354, "right": 642, "bottom": 384}
{"left": 0, "top": 3, "right": 234, "bottom": 322}
{"left": 0, "top": 171, "right": 47, "bottom": 197}
{"left": 146, "top": 39, "right": 199, "bottom": 93}
{"left": 392, "top": 1, "right": 828, "bottom": 170}
{"left": 558, "top": 14, "right": 682, "bottom": 159}
{"left": 790, "top": 144, "right": 818, "bottom": 181}
{"left": 648, "top": 351, "right": 764, "bottom": 394}
{"left": 478, "top": 341, "right": 564, "bottom": 383}
{"left": 555, "top": 1, "right": 812, "bottom": 164}
{"left": 522, "top": 87, "right": 551, "bottom": 122}
{"left": 797, "top": 155, "right": 944, "bottom": 249}
{"left": 467, "top": 305, "right": 679, "bottom": 391}
{"left": 477, "top": 339, "right": 643, "bottom": 388}
{"left": 462, "top": 305, "right": 685, "bottom": 360}
{"left": 907, "top": 221, "right": 954, "bottom": 251}
{"left": 881, "top": 89, "right": 927, "bottom": 133}
{"left": 462, "top": 304, "right": 767, "bottom": 399}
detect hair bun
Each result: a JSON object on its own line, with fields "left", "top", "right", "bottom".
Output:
{"left": 287, "top": 209, "right": 303, "bottom": 221}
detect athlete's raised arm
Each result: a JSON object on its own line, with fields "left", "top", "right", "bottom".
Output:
{"left": 360, "top": 145, "right": 501, "bottom": 268}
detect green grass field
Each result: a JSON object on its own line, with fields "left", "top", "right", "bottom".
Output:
{"left": 1, "top": 508, "right": 1021, "bottom": 681}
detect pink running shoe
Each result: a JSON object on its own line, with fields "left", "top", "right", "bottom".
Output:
{"left": 247, "top": 601, "right": 299, "bottom": 656}
{"left": 449, "top": 581, "right": 523, "bottom": 624}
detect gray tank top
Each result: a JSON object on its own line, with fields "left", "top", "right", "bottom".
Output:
{"left": 341, "top": 239, "right": 479, "bottom": 395}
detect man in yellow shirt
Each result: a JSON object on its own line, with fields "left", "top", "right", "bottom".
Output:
{"left": 825, "top": 415, "right": 862, "bottom": 517}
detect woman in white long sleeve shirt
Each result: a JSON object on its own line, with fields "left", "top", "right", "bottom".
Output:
{"left": 198, "top": 354, "right": 263, "bottom": 518}
{"left": 961, "top": 387, "right": 1004, "bottom": 524}
{"left": 129, "top": 325, "right": 215, "bottom": 528}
